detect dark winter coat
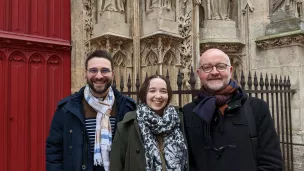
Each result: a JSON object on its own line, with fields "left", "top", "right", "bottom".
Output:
{"left": 183, "top": 93, "right": 282, "bottom": 171}
{"left": 45, "top": 86, "right": 136, "bottom": 171}
{"left": 110, "top": 108, "right": 187, "bottom": 171}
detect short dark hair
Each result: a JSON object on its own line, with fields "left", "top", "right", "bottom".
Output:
{"left": 85, "top": 50, "right": 114, "bottom": 70}
{"left": 138, "top": 75, "right": 173, "bottom": 106}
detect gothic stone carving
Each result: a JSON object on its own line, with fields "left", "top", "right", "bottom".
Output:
{"left": 83, "top": 0, "right": 95, "bottom": 55}
{"left": 98, "top": 0, "right": 125, "bottom": 14}
{"left": 210, "top": 0, "right": 232, "bottom": 20}
{"left": 178, "top": 1, "right": 193, "bottom": 89}
{"left": 271, "top": 0, "right": 302, "bottom": 17}
{"left": 92, "top": 36, "right": 132, "bottom": 67}
{"left": 242, "top": 1, "right": 255, "bottom": 15}
{"left": 140, "top": 36, "right": 181, "bottom": 67}
{"left": 256, "top": 34, "right": 304, "bottom": 49}
{"left": 147, "top": 0, "right": 174, "bottom": 10}
{"left": 200, "top": 43, "right": 244, "bottom": 53}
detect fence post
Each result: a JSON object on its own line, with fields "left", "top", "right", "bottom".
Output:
{"left": 136, "top": 73, "right": 140, "bottom": 104}
{"left": 177, "top": 69, "right": 182, "bottom": 107}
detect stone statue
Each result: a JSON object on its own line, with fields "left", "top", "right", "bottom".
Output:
{"left": 209, "top": 0, "right": 232, "bottom": 20}
{"left": 147, "top": 0, "right": 172, "bottom": 10}
{"left": 271, "top": 0, "right": 301, "bottom": 16}
{"left": 162, "top": 0, "right": 172, "bottom": 10}
{"left": 272, "top": 0, "right": 285, "bottom": 13}
{"left": 99, "top": 0, "right": 125, "bottom": 14}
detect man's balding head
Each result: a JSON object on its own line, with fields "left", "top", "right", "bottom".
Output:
{"left": 196, "top": 48, "right": 233, "bottom": 93}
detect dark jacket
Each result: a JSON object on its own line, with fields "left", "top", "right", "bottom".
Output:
{"left": 46, "top": 86, "right": 136, "bottom": 171}
{"left": 183, "top": 93, "right": 282, "bottom": 171}
{"left": 110, "top": 108, "right": 186, "bottom": 171}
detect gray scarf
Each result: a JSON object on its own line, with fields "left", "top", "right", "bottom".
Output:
{"left": 136, "top": 104, "right": 188, "bottom": 171}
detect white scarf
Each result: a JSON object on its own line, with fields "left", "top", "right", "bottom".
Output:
{"left": 84, "top": 85, "right": 115, "bottom": 171}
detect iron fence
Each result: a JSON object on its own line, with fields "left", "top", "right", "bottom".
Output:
{"left": 113, "top": 69, "right": 296, "bottom": 171}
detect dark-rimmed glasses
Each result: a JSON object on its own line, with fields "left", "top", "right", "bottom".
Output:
{"left": 199, "top": 63, "right": 230, "bottom": 73}
{"left": 87, "top": 68, "right": 112, "bottom": 76}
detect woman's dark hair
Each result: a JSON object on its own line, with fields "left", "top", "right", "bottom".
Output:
{"left": 138, "top": 75, "right": 173, "bottom": 106}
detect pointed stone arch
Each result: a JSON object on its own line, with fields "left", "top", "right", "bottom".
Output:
{"left": 113, "top": 50, "right": 127, "bottom": 67}
{"left": 163, "top": 49, "right": 176, "bottom": 66}
{"left": 145, "top": 50, "right": 158, "bottom": 66}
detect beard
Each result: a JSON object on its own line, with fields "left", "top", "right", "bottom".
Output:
{"left": 203, "top": 77, "right": 230, "bottom": 92}
{"left": 87, "top": 77, "right": 112, "bottom": 97}
{"left": 204, "top": 80, "right": 225, "bottom": 91}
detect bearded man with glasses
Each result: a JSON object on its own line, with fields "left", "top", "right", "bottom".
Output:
{"left": 46, "top": 50, "right": 136, "bottom": 171}
{"left": 183, "top": 48, "right": 282, "bottom": 171}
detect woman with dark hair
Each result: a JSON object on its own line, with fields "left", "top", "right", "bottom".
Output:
{"left": 110, "top": 75, "right": 188, "bottom": 171}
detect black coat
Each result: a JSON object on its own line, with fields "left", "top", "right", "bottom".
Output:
{"left": 183, "top": 94, "right": 282, "bottom": 171}
{"left": 45, "top": 86, "right": 136, "bottom": 171}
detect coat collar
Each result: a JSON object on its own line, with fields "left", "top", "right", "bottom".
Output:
{"left": 61, "top": 86, "right": 136, "bottom": 125}
{"left": 121, "top": 111, "right": 137, "bottom": 123}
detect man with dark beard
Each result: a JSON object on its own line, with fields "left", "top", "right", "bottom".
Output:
{"left": 46, "top": 50, "right": 136, "bottom": 171}
{"left": 183, "top": 48, "right": 282, "bottom": 171}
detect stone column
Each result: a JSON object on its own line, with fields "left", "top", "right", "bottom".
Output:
{"left": 256, "top": 6, "right": 304, "bottom": 170}
{"left": 71, "top": 0, "right": 86, "bottom": 92}
{"left": 133, "top": 0, "right": 140, "bottom": 87}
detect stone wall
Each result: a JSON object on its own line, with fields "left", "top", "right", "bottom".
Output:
{"left": 71, "top": 0, "right": 86, "bottom": 92}
{"left": 71, "top": 0, "right": 304, "bottom": 170}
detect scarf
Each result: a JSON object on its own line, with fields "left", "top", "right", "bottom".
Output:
{"left": 84, "top": 85, "right": 115, "bottom": 171}
{"left": 136, "top": 104, "right": 188, "bottom": 171}
{"left": 193, "top": 79, "right": 240, "bottom": 123}
{"left": 192, "top": 79, "right": 241, "bottom": 144}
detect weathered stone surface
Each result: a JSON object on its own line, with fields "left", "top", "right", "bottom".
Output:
{"left": 266, "top": 18, "right": 304, "bottom": 36}
{"left": 199, "top": 20, "right": 239, "bottom": 42}
{"left": 71, "top": 0, "right": 86, "bottom": 93}
{"left": 92, "top": 11, "right": 131, "bottom": 39}
{"left": 72, "top": 1, "right": 304, "bottom": 169}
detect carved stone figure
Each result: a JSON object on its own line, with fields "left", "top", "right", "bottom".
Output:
{"left": 271, "top": 0, "right": 301, "bottom": 17}
{"left": 272, "top": 0, "right": 285, "bottom": 13}
{"left": 209, "top": 0, "right": 232, "bottom": 20}
{"left": 147, "top": 0, "right": 172, "bottom": 10}
{"left": 99, "top": 0, "right": 125, "bottom": 14}
{"left": 162, "top": 0, "right": 172, "bottom": 9}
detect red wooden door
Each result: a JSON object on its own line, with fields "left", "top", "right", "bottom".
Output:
{"left": 0, "top": 0, "right": 71, "bottom": 171}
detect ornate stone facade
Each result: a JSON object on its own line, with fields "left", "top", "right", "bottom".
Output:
{"left": 72, "top": 1, "right": 304, "bottom": 169}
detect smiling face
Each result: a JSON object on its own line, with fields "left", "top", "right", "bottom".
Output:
{"left": 146, "top": 78, "right": 169, "bottom": 115}
{"left": 197, "top": 49, "right": 233, "bottom": 93}
{"left": 86, "top": 57, "right": 114, "bottom": 98}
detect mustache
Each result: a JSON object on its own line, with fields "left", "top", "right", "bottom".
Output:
{"left": 207, "top": 77, "right": 222, "bottom": 80}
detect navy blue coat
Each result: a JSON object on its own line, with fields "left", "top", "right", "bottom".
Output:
{"left": 46, "top": 86, "right": 136, "bottom": 171}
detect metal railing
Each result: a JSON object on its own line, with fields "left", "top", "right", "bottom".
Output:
{"left": 113, "top": 68, "right": 296, "bottom": 171}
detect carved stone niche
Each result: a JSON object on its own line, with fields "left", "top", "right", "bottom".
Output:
{"left": 229, "top": 54, "right": 243, "bottom": 78}
{"left": 200, "top": 42, "right": 244, "bottom": 54}
{"left": 142, "top": 0, "right": 181, "bottom": 38}
{"left": 140, "top": 34, "right": 183, "bottom": 84}
{"left": 200, "top": 42, "right": 244, "bottom": 76}
{"left": 91, "top": 35, "right": 133, "bottom": 88}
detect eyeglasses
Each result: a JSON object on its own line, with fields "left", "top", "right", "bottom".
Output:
{"left": 87, "top": 68, "right": 112, "bottom": 76}
{"left": 199, "top": 63, "right": 230, "bottom": 73}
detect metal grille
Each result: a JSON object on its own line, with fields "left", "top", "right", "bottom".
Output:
{"left": 114, "top": 69, "right": 297, "bottom": 171}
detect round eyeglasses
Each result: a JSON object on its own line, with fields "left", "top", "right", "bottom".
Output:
{"left": 87, "top": 68, "right": 112, "bottom": 76}
{"left": 199, "top": 63, "right": 230, "bottom": 73}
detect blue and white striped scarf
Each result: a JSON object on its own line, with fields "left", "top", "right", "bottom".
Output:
{"left": 84, "top": 85, "right": 115, "bottom": 171}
